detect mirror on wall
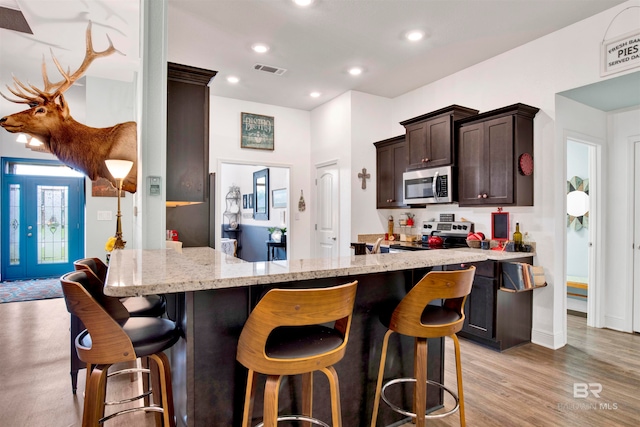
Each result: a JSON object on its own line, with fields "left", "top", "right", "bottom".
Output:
{"left": 253, "top": 168, "right": 269, "bottom": 220}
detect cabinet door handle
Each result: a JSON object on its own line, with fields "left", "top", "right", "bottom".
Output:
{"left": 477, "top": 194, "right": 482, "bottom": 199}
{"left": 482, "top": 193, "right": 488, "bottom": 199}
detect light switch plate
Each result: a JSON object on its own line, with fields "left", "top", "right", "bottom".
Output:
{"left": 148, "top": 176, "right": 162, "bottom": 196}
{"left": 97, "top": 211, "right": 112, "bottom": 221}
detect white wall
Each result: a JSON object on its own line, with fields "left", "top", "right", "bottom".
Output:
{"left": 350, "top": 91, "right": 394, "bottom": 241}
{"left": 309, "top": 92, "right": 352, "bottom": 257}
{"left": 85, "top": 76, "right": 136, "bottom": 259}
{"left": 210, "top": 96, "right": 311, "bottom": 259}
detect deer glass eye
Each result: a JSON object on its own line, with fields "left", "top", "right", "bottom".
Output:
{"left": 35, "top": 107, "right": 45, "bottom": 114}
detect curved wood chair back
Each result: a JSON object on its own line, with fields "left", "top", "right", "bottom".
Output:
{"left": 237, "top": 280, "right": 358, "bottom": 376}
{"left": 60, "top": 271, "right": 134, "bottom": 365}
{"left": 74, "top": 257, "right": 108, "bottom": 283}
{"left": 389, "top": 266, "right": 476, "bottom": 338}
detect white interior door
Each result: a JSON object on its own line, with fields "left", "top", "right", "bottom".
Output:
{"left": 634, "top": 141, "right": 640, "bottom": 332}
{"left": 315, "top": 162, "right": 339, "bottom": 258}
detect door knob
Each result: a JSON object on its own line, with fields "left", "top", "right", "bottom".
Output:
{"left": 27, "top": 232, "right": 33, "bottom": 237}
{"left": 27, "top": 225, "right": 33, "bottom": 230}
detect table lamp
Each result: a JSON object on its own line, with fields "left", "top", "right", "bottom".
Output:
{"left": 105, "top": 159, "right": 134, "bottom": 250}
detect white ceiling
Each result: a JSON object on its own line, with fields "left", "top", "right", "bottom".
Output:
{"left": 0, "top": 0, "right": 631, "bottom": 111}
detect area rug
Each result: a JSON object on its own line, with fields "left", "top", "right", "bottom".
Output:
{"left": 0, "top": 278, "right": 63, "bottom": 303}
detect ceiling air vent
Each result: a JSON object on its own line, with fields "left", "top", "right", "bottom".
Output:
{"left": 254, "top": 63, "right": 287, "bottom": 76}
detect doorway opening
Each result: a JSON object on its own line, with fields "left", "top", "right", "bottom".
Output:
{"left": 1, "top": 158, "right": 85, "bottom": 280}
{"left": 219, "top": 162, "right": 290, "bottom": 262}
{"left": 565, "top": 138, "right": 599, "bottom": 327}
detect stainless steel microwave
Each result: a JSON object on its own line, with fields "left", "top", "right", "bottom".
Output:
{"left": 403, "top": 165, "right": 454, "bottom": 205}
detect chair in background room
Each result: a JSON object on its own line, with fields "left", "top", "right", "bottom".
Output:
{"left": 370, "top": 266, "right": 476, "bottom": 427}
{"left": 60, "top": 271, "right": 180, "bottom": 427}
{"left": 236, "top": 280, "right": 358, "bottom": 427}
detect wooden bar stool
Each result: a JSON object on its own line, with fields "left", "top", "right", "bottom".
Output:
{"left": 70, "top": 257, "right": 166, "bottom": 394}
{"left": 61, "top": 271, "right": 180, "bottom": 427}
{"left": 370, "top": 267, "right": 476, "bottom": 427}
{"left": 236, "top": 280, "right": 358, "bottom": 427}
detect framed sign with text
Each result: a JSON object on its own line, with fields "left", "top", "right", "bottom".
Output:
{"left": 241, "top": 112, "right": 274, "bottom": 150}
{"left": 601, "top": 29, "right": 640, "bottom": 76}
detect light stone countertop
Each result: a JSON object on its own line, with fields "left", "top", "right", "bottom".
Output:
{"left": 104, "top": 246, "right": 532, "bottom": 297}
{"left": 105, "top": 248, "right": 496, "bottom": 297}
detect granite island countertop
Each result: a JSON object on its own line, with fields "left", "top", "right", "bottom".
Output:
{"left": 104, "top": 246, "right": 533, "bottom": 297}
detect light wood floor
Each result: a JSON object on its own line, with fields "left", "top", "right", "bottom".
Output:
{"left": 1, "top": 298, "right": 638, "bottom": 426}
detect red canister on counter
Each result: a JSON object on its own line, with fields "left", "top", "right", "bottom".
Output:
{"left": 167, "top": 230, "right": 179, "bottom": 241}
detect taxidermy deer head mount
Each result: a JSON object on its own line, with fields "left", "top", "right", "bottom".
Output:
{"left": 0, "top": 22, "right": 137, "bottom": 193}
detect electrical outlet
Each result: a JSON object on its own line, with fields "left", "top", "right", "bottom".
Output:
{"left": 97, "top": 211, "right": 112, "bottom": 221}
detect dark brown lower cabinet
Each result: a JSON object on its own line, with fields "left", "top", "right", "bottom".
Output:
{"left": 464, "top": 276, "right": 495, "bottom": 339}
{"left": 446, "top": 257, "right": 533, "bottom": 351}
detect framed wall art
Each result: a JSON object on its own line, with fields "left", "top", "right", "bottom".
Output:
{"left": 241, "top": 112, "right": 274, "bottom": 150}
{"left": 272, "top": 188, "right": 287, "bottom": 208}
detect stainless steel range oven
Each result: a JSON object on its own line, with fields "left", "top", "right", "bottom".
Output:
{"left": 389, "top": 220, "right": 474, "bottom": 253}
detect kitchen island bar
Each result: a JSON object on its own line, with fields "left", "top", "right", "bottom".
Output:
{"left": 104, "top": 248, "right": 522, "bottom": 426}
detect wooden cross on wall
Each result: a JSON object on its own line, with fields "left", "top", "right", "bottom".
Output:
{"left": 358, "top": 168, "right": 370, "bottom": 189}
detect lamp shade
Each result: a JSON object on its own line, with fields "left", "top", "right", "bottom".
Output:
{"left": 105, "top": 160, "right": 134, "bottom": 179}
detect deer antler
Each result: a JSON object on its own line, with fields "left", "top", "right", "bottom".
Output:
{"left": 0, "top": 21, "right": 120, "bottom": 104}
{"left": 49, "top": 21, "right": 120, "bottom": 98}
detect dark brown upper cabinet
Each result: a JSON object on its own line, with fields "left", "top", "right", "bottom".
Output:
{"left": 400, "top": 105, "right": 479, "bottom": 170}
{"left": 166, "top": 63, "right": 217, "bottom": 204}
{"left": 374, "top": 135, "right": 408, "bottom": 209}
{"left": 457, "top": 103, "right": 539, "bottom": 207}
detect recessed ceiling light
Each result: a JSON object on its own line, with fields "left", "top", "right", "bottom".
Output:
{"left": 348, "top": 67, "right": 363, "bottom": 76}
{"left": 227, "top": 76, "right": 240, "bottom": 84}
{"left": 310, "top": 91, "right": 321, "bottom": 98}
{"left": 251, "top": 43, "right": 270, "bottom": 53}
{"left": 293, "top": 0, "right": 315, "bottom": 6}
{"left": 405, "top": 30, "right": 424, "bottom": 42}
{"left": 29, "top": 137, "right": 43, "bottom": 146}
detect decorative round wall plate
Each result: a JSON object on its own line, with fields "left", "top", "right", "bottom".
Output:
{"left": 518, "top": 153, "right": 533, "bottom": 176}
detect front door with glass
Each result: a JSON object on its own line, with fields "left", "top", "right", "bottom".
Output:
{"left": 2, "top": 159, "right": 85, "bottom": 280}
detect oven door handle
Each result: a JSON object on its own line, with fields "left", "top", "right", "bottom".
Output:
{"left": 432, "top": 171, "right": 439, "bottom": 202}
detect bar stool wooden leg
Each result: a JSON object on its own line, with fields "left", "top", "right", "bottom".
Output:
{"left": 371, "top": 329, "right": 393, "bottom": 427}
{"left": 84, "top": 365, "right": 109, "bottom": 427}
{"left": 241, "top": 370, "right": 258, "bottom": 427}
{"left": 148, "top": 352, "right": 175, "bottom": 427}
{"left": 413, "top": 338, "right": 427, "bottom": 427}
{"left": 320, "top": 366, "right": 342, "bottom": 427}
{"left": 263, "top": 375, "right": 283, "bottom": 427}
{"left": 302, "top": 372, "right": 313, "bottom": 427}
{"left": 452, "top": 334, "right": 465, "bottom": 427}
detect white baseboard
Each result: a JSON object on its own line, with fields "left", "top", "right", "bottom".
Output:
{"left": 531, "top": 328, "right": 565, "bottom": 349}
{"left": 604, "top": 314, "right": 631, "bottom": 333}
{"left": 567, "top": 298, "right": 587, "bottom": 313}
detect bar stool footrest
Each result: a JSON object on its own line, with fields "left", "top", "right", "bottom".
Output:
{"left": 98, "top": 405, "right": 164, "bottom": 424}
{"left": 255, "top": 415, "right": 330, "bottom": 427}
{"left": 381, "top": 377, "right": 460, "bottom": 420}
